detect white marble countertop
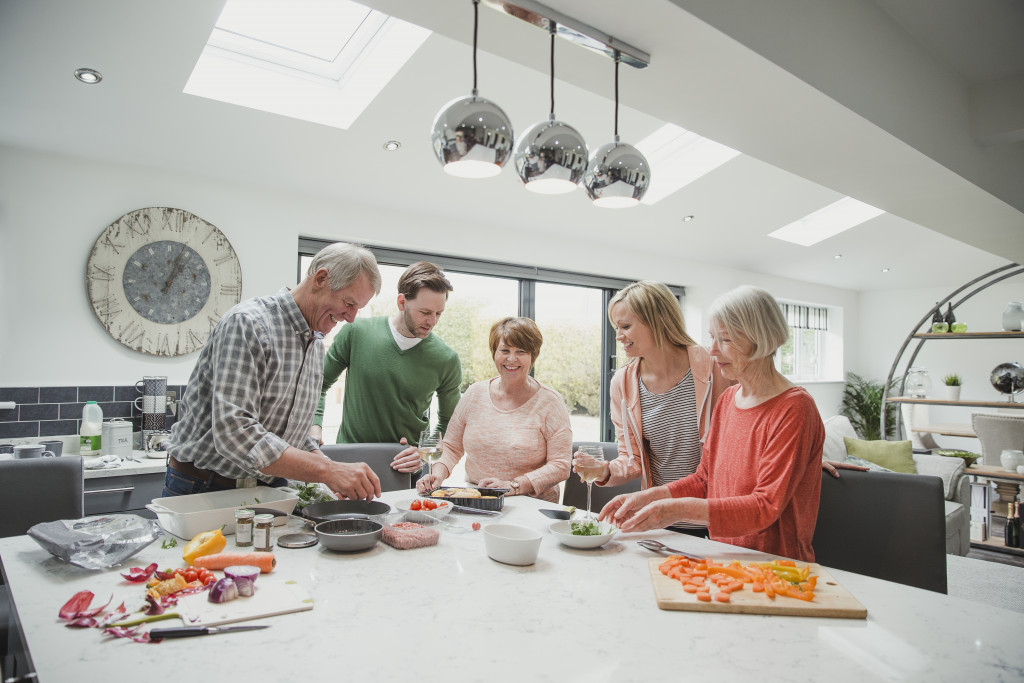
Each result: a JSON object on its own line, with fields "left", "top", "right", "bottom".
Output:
{"left": 2, "top": 490, "right": 1023, "bottom": 682}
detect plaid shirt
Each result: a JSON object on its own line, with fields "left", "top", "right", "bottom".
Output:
{"left": 168, "top": 288, "right": 323, "bottom": 482}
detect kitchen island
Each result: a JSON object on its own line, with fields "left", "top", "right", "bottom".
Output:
{"left": 2, "top": 490, "right": 1023, "bottom": 682}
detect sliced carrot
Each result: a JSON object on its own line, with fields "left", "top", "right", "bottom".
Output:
{"left": 696, "top": 592, "right": 712, "bottom": 602}
{"left": 193, "top": 552, "right": 275, "bottom": 573}
{"left": 776, "top": 559, "right": 796, "bottom": 567}
{"left": 728, "top": 581, "right": 744, "bottom": 592}
{"left": 683, "top": 584, "right": 698, "bottom": 594}
{"left": 714, "top": 592, "right": 731, "bottom": 603}
{"left": 752, "top": 581, "right": 765, "bottom": 592}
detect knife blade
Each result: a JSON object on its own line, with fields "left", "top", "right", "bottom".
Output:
{"left": 149, "top": 624, "right": 270, "bottom": 639}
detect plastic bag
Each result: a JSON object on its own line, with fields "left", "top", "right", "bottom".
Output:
{"left": 28, "top": 514, "right": 162, "bottom": 570}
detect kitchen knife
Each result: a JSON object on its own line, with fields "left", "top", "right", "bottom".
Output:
{"left": 149, "top": 624, "right": 270, "bottom": 639}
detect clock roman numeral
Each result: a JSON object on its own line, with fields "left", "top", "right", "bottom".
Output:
{"left": 214, "top": 254, "right": 234, "bottom": 266}
{"left": 208, "top": 315, "right": 220, "bottom": 332}
{"left": 126, "top": 213, "right": 151, "bottom": 237}
{"left": 94, "top": 295, "right": 122, "bottom": 323}
{"left": 119, "top": 322, "right": 145, "bottom": 347}
{"left": 220, "top": 285, "right": 240, "bottom": 297}
{"left": 100, "top": 234, "right": 125, "bottom": 255}
{"left": 88, "top": 264, "right": 115, "bottom": 282}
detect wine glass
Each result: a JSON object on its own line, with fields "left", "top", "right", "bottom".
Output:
{"left": 418, "top": 430, "right": 443, "bottom": 489}
{"left": 574, "top": 444, "right": 606, "bottom": 519}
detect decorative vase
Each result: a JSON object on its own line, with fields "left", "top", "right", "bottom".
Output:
{"left": 944, "top": 385, "right": 961, "bottom": 401}
{"left": 1000, "top": 449, "right": 1024, "bottom": 473}
{"left": 904, "top": 368, "right": 931, "bottom": 397}
{"left": 1003, "top": 301, "right": 1024, "bottom": 331}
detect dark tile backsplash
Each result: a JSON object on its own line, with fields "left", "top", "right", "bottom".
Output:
{"left": 0, "top": 385, "right": 185, "bottom": 440}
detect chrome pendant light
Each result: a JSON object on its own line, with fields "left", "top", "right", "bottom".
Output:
{"left": 514, "top": 25, "right": 588, "bottom": 194}
{"left": 583, "top": 53, "right": 650, "bottom": 208}
{"left": 431, "top": 0, "right": 514, "bottom": 178}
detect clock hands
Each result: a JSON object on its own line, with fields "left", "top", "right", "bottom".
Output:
{"left": 161, "top": 244, "right": 189, "bottom": 294}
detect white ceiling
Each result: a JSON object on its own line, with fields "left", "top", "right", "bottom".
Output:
{"left": 1, "top": 0, "right": 1021, "bottom": 292}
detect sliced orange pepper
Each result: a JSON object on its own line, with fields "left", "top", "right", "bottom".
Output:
{"left": 708, "top": 566, "right": 753, "bottom": 582}
{"left": 182, "top": 528, "right": 227, "bottom": 565}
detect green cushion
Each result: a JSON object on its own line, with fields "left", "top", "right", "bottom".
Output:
{"left": 843, "top": 437, "right": 917, "bottom": 474}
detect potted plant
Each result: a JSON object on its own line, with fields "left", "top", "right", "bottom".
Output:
{"left": 839, "top": 373, "right": 898, "bottom": 441}
{"left": 943, "top": 373, "right": 962, "bottom": 401}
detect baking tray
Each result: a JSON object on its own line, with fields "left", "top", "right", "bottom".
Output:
{"left": 146, "top": 486, "right": 298, "bottom": 539}
{"left": 423, "top": 486, "right": 505, "bottom": 511}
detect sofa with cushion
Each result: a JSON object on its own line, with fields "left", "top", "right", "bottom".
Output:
{"left": 821, "top": 415, "right": 970, "bottom": 556}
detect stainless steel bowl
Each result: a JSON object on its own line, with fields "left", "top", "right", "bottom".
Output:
{"left": 314, "top": 519, "right": 383, "bottom": 552}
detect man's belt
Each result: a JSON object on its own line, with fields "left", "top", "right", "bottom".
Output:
{"left": 167, "top": 456, "right": 253, "bottom": 489}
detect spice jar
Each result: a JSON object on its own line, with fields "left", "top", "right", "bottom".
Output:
{"left": 235, "top": 508, "right": 255, "bottom": 547}
{"left": 253, "top": 513, "right": 275, "bottom": 552}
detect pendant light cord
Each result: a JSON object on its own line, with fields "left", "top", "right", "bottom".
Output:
{"left": 614, "top": 51, "right": 621, "bottom": 138}
{"left": 549, "top": 24, "right": 556, "bottom": 117}
{"left": 472, "top": 0, "right": 479, "bottom": 94}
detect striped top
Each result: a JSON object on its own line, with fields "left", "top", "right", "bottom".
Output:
{"left": 640, "top": 370, "right": 705, "bottom": 531}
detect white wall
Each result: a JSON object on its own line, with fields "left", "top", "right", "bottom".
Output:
{"left": 1, "top": 145, "right": 860, "bottom": 414}
{"left": 859, "top": 277, "right": 1024, "bottom": 450}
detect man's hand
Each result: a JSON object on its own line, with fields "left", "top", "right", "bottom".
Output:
{"left": 309, "top": 424, "right": 324, "bottom": 446}
{"left": 324, "top": 461, "right": 381, "bottom": 501}
{"left": 391, "top": 437, "right": 424, "bottom": 473}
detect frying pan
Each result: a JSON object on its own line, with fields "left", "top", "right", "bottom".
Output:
{"left": 301, "top": 499, "right": 391, "bottom": 524}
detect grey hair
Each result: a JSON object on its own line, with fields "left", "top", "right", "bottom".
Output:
{"left": 708, "top": 286, "right": 789, "bottom": 360}
{"left": 306, "top": 243, "right": 381, "bottom": 295}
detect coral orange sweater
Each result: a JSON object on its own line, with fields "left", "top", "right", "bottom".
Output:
{"left": 666, "top": 386, "right": 824, "bottom": 562}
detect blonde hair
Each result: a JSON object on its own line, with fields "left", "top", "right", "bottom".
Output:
{"left": 489, "top": 317, "right": 543, "bottom": 368}
{"left": 708, "top": 286, "right": 788, "bottom": 360}
{"left": 608, "top": 281, "right": 697, "bottom": 352}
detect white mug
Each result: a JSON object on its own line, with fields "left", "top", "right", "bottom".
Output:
{"left": 13, "top": 444, "right": 55, "bottom": 459}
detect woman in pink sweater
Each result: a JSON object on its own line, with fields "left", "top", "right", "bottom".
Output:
{"left": 602, "top": 286, "right": 825, "bottom": 562}
{"left": 415, "top": 317, "right": 571, "bottom": 503}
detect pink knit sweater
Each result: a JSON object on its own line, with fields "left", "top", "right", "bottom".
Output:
{"left": 437, "top": 378, "right": 572, "bottom": 503}
{"left": 666, "top": 386, "right": 824, "bottom": 562}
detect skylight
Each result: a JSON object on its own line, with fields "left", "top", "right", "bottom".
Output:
{"left": 183, "top": 0, "right": 430, "bottom": 130}
{"left": 635, "top": 124, "right": 741, "bottom": 205}
{"left": 768, "top": 197, "right": 885, "bottom": 246}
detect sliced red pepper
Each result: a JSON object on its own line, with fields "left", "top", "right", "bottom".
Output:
{"left": 59, "top": 591, "right": 112, "bottom": 621}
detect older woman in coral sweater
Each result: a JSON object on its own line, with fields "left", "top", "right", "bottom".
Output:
{"left": 601, "top": 286, "right": 825, "bottom": 562}
{"left": 415, "top": 317, "right": 571, "bottom": 503}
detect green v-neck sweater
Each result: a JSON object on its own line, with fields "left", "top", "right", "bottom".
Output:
{"left": 313, "top": 316, "right": 462, "bottom": 445}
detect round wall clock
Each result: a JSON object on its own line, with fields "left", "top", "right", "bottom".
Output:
{"left": 86, "top": 207, "right": 243, "bottom": 356}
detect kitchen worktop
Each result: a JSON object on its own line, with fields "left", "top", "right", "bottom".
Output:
{"left": 81, "top": 451, "right": 167, "bottom": 478}
{"left": 2, "top": 491, "right": 1023, "bottom": 682}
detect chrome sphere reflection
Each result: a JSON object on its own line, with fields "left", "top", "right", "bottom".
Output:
{"left": 431, "top": 94, "right": 514, "bottom": 178}
{"left": 583, "top": 137, "right": 651, "bottom": 208}
{"left": 514, "top": 114, "right": 588, "bottom": 194}
{"left": 991, "top": 362, "right": 1024, "bottom": 402}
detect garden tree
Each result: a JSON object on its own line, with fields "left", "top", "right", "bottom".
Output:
{"left": 533, "top": 320, "right": 602, "bottom": 416}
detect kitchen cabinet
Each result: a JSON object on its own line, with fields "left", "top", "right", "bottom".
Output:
{"left": 83, "top": 456, "right": 166, "bottom": 517}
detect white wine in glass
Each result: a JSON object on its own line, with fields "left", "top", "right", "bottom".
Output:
{"left": 418, "top": 430, "right": 443, "bottom": 481}
{"left": 574, "top": 444, "right": 605, "bottom": 519}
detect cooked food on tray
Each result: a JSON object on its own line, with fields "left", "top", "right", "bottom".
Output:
{"left": 429, "top": 487, "right": 483, "bottom": 499}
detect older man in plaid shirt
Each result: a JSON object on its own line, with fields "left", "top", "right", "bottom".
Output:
{"left": 164, "top": 243, "right": 383, "bottom": 500}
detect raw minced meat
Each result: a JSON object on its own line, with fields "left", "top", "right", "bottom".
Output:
{"left": 381, "top": 522, "right": 440, "bottom": 549}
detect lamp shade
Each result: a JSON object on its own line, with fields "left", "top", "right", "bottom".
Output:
{"left": 514, "top": 114, "right": 588, "bottom": 194}
{"left": 583, "top": 137, "right": 650, "bottom": 208}
{"left": 431, "top": 94, "right": 514, "bottom": 178}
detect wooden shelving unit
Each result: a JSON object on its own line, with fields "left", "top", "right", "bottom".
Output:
{"left": 913, "top": 331, "right": 1024, "bottom": 340}
{"left": 887, "top": 396, "right": 1024, "bottom": 410}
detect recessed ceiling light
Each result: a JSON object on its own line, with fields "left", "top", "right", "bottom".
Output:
{"left": 383, "top": 140, "right": 401, "bottom": 151}
{"left": 74, "top": 68, "right": 102, "bottom": 84}
{"left": 881, "top": 267, "right": 891, "bottom": 273}
{"left": 682, "top": 215, "right": 694, "bottom": 222}
{"left": 833, "top": 254, "right": 843, "bottom": 260}
{"left": 768, "top": 197, "right": 884, "bottom": 246}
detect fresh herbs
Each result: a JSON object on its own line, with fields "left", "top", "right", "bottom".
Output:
{"left": 291, "top": 482, "right": 334, "bottom": 509}
{"left": 570, "top": 520, "right": 602, "bottom": 536}
{"left": 160, "top": 538, "right": 177, "bottom": 549}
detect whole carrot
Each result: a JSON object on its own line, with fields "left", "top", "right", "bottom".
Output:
{"left": 193, "top": 552, "right": 276, "bottom": 573}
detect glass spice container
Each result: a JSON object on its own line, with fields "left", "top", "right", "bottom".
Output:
{"left": 254, "top": 513, "right": 275, "bottom": 552}
{"left": 235, "top": 508, "right": 255, "bottom": 547}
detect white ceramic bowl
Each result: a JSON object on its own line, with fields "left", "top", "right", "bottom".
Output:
{"left": 548, "top": 520, "right": 619, "bottom": 549}
{"left": 483, "top": 523, "right": 542, "bottom": 566}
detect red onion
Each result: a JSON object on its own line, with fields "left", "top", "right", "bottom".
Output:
{"left": 223, "top": 565, "right": 260, "bottom": 597}
{"left": 207, "top": 577, "right": 238, "bottom": 603}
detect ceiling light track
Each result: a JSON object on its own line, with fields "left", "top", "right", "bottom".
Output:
{"left": 480, "top": 0, "right": 650, "bottom": 69}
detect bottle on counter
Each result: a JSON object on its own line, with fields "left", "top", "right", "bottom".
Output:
{"left": 80, "top": 401, "right": 103, "bottom": 455}
{"left": 1005, "top": 502, "right": 1020, "bottom": 548}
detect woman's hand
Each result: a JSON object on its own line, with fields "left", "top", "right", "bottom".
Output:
{"left": 572, "top": 449, "right": 610, "bottom": 483}
{"left": 390, "top": 437, "right": 423, "bottom": 473}
{"left": 416, "top": 471, "right": 445, "bottom": 494}
{"left": 477, "top": 477, "right": 527, "bottom": 495}
{"left": 599, "top": 487, "right": 668, "bottom": 525}
{"left": 614, "top": 498, "right": 695, "bottom": 533}
{"left": 822, "top": 459, "right": 869, "bottom": 479}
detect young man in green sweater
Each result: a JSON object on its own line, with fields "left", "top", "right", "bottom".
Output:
{"left": 310, "top": 262, "right": 462, "bottom": 475}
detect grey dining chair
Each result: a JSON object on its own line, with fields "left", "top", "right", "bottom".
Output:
{"left": 319, "top": 443, "right": 415, "bottom": 493}
{"left": 562, "top": 441, "right": 641, "bottom": 513}
{"left": 0, "top": 455, "right": 85, "bottom": 680}
{"left": 811, "top": 468, "right": 947, "bottom": 594}
{"left": 971, "top": 412, "right": 1024, "bottom": 467}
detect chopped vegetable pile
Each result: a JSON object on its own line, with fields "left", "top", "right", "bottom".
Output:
{"left": 291, "top": 481, "right": 335, "bottom": 509}
{"left": 659, "top": 556, "right": 817, "bottom": 604}
{"left": 570, "top": 520, "right": 602, "bottom": 536}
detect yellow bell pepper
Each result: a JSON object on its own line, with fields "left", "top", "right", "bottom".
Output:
{"left": 182, "top": 529, "right": 227, "bottom": 565}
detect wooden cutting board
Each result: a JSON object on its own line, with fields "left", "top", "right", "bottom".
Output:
{"left": 649, "top": 558, "right": 867, "bottom": 619}
{"left": 177, "top": 579, "right": 313, "bottom": 627}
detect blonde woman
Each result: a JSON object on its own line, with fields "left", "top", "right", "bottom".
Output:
{"left": 602, "top": 286, "right": 825, "bottom": 562}
{"left": 416, "top": 317, "right": 571, "bottom": 502}
{"left": 584, "top": 281, "right": 730, "bottom": 536}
